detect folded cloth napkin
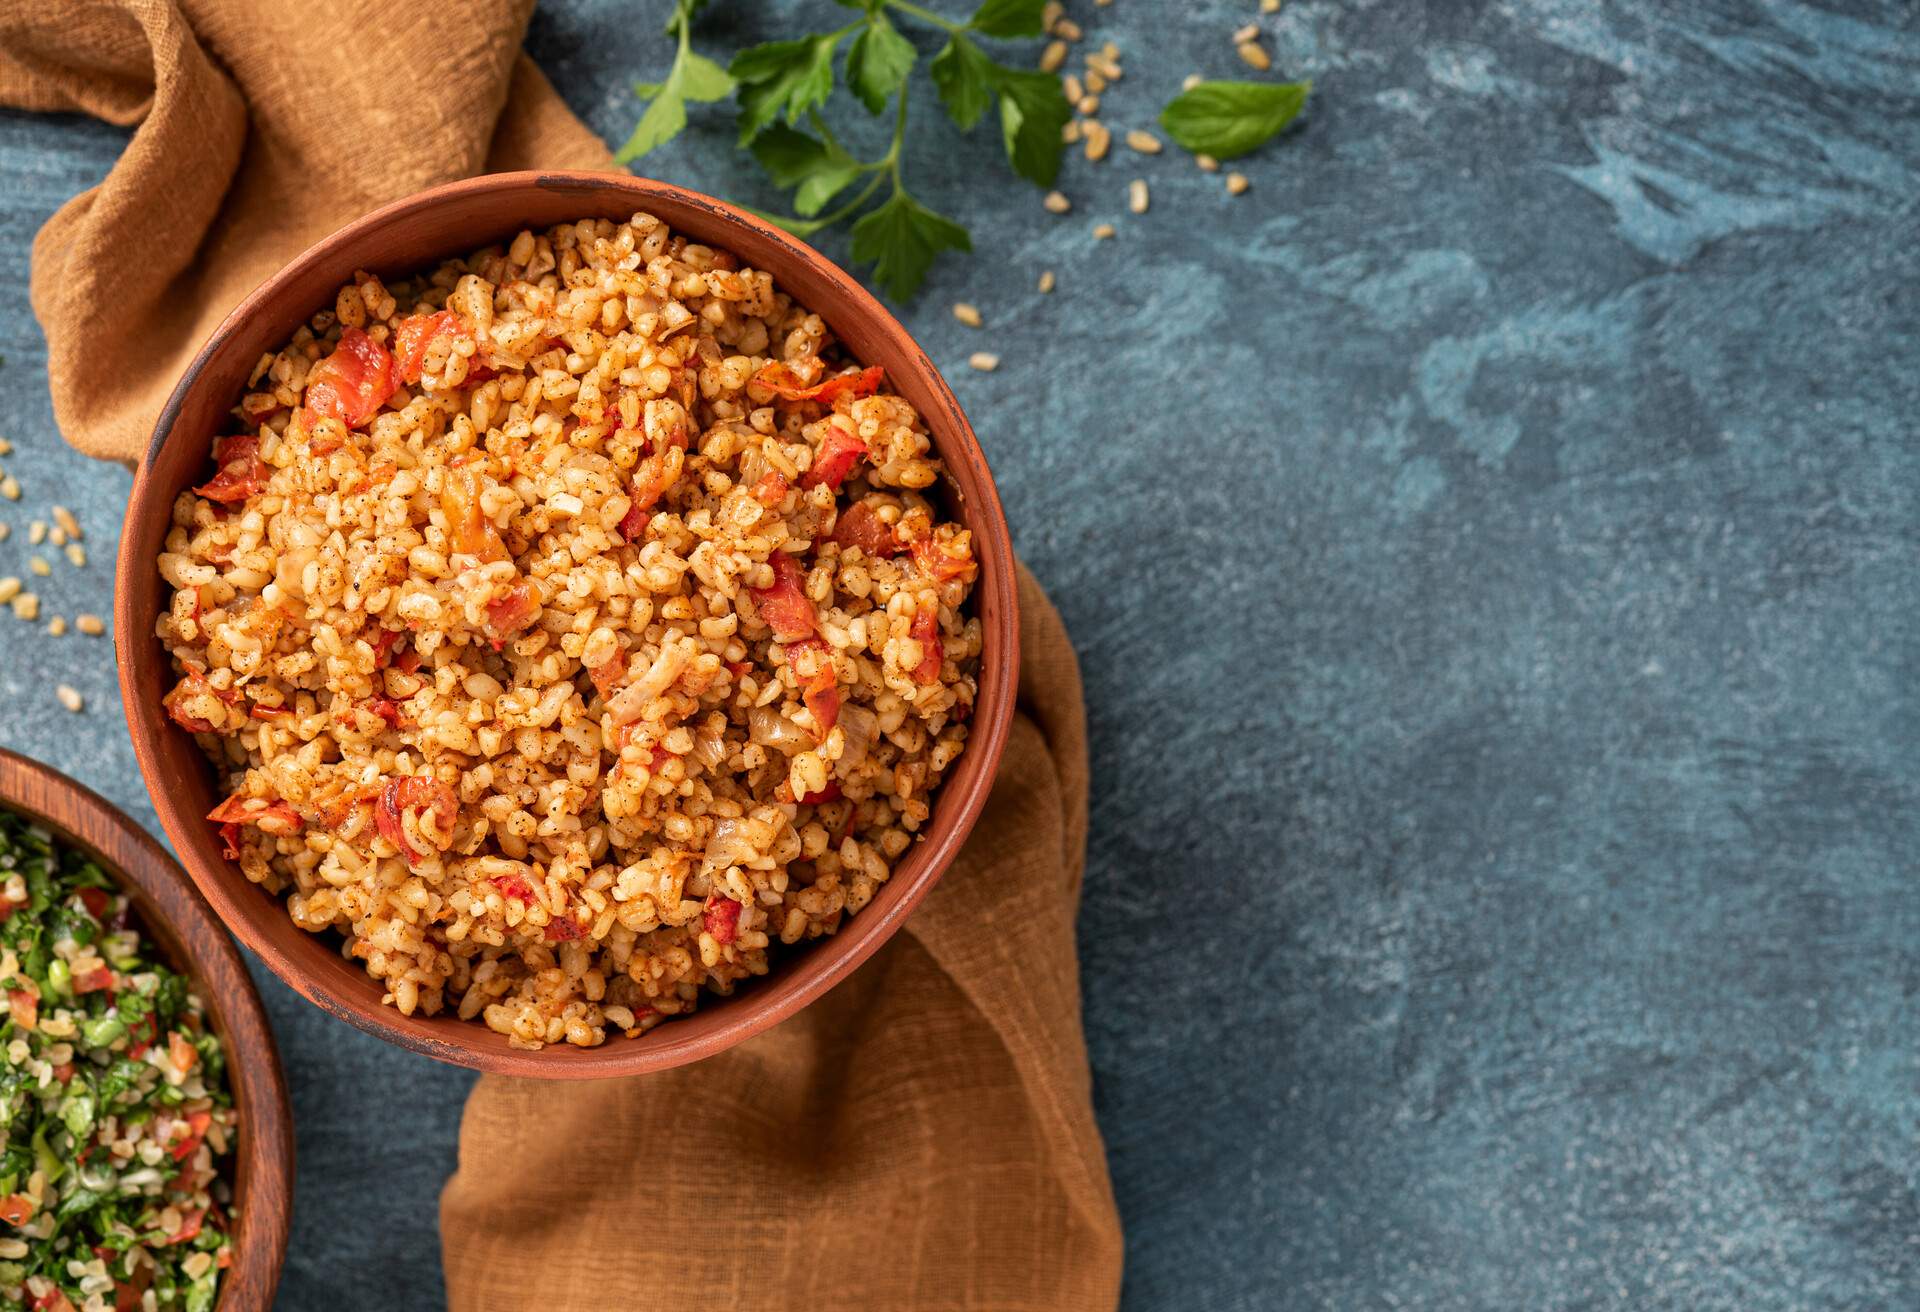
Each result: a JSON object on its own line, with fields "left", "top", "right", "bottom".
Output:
{"left": 0, "top": 2, "right": 1125, "bottom": 1307}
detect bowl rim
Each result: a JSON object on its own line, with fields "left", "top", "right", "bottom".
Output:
{"left": 0, "top": 746, "right": 292, "bottom": 1310}
{"left": 115, "top": 169, "right": 1019, "bottom": 1078}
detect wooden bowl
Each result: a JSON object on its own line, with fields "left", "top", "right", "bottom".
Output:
{"left": 0, "top": 748, "right": 291, "bottom": 1309}
{"left": 116, "top": 171, "right": 1019, "bottom": 1078}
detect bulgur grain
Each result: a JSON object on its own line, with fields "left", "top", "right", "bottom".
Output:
{"left": 1037, "top": 270, "right": 1057, "bottom": 294}
{"left": 1084, "top": 120, "right": 1112, "bottom": 161}
{"left": 76, "top": 613, "right": 105, "bottom": 636}
{"left": 0, "top": 437, "right": 11, "bottom": 455}
{"left": 65, "top": 543, "right": 85, "bottom": 568}
{"left": 1043, "top": 190, "right": 1073, "bottom": 214}
{"left": 27, "top": 520, "right": 44, "bottom": 545}
{"left": 1062, "top": 120, "right": 1082, "bottom": 145}
{"left": 1062, "top": 73, "right": 1084, "bottom": 104}
{"left": 1226, "top": 171, "right": 1251, "bottom": 194}
{"left": 1054, "top": 17, "right": 1082, "bottom": 40}
{"left": 46, "top": 616, "right": 66, "bottom": 637}
{"left": 55, "top": 685, "right": 82, "bottom": 713}
{"left": 1238, "top": 40, "right": 1272, "bottom": 70}
{"left": 1083, "top": 70, "right": 1107, "bottom": 96}
{"left": 48, "top": 524, "right": 66, "bottom": 547}
{"left": 1183, "top": 73, "right": 1204, "bottom": 91}
{"left": 1233, "top": 23, "right": 1261, "bottom": 43}
{"left": 1197, "top": 153, "right": 1221, "bottom": 172}
{"left": 952, "top": 302, "right": 984, "bottom": 329}
{"left": 0, "top": 476, "right": 18, "bottom": 501}
{"left": 159, "top": 212, "right": 981, "bottom": 1050}
{"left": 967, "top": 352, "right": 1000, "bottom": 372}
{"left": 1040, "top": 39, "right": 1067, "bottom": 72}
{"left": 1092, "top": 222, "right": 1117, "bottom": 239}
{"left": 1125, "top": 129, "right": 1163, "bottom": 154}
{"left": 11, "top": 593, "right": 38, "bottom": 621}
{"left": 0, "top": 578, "right": 17, "bottom": 603}
{"left": 1262, "top": 0, "right": 1281, "bottom": 11}
{"left": 51, "top": 505, "right": 80, "bottom": 539}
{"left": 1129, "top": 179, "right": 1150, "bottom": 214}
{"left": 28, "top": 556, "right": 48, "bottom": 577}
{"left": 1078, "top": 93, "right": 1101, "bottom": 116}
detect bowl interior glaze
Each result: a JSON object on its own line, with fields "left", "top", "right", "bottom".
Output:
{"left": 115, "top": 172, "right": 1018, "bottom": 1078}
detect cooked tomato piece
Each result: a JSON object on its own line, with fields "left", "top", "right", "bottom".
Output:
{"left": 164, "top": 671, "right": 236, "bottom": 734}
{"left": 797, "top": 782, "right": 842, "bottom": 805}
{"left": 440, "top": 463, "right": 506, "bottom": 560}
{"left": 29, "top": 1287, "right": 76, "bottom": 1312}
{"left": 392, "top": 309, "right": 469, "bottom": 384}
{"left": 375, "top": 776, "right": 458, "bottom": 865}
{"left": 488, "top": 873, "right": 536, "bottom": 902}
{"left": 754, "top": 362, "right": 886, "bottom": 404}
{"left": 193, "top": 434, "right": 270, "bottom": 503}
{"left": 169, "top": 1110, "right": 212, "bottom": 1162}
{"left": 546, "top": 916, "right": 586, "bottom": 942}
{"left": 206, "top": 795, "right": 301, "bottom": 831}
{"left": 802, "top": 420, "right": 868, "bottom": 491}
{"left": 585, "top": 650, "right": 627, "bottom": 697}
{"left": 615, "top": 503, "right": 651, "bottom": 542}
{"left": 750, "top": 470, "right": 789, "bottom": 506}
{"left": 911, "top": 533, "right": 977, "bottom": 584}
{"left": 370, "top": 627, "right": 404, "bottom": 668}
{"left": 72, "top": 966, "right": 114, "bottom": 995}
{"left": 786, "top": 637, "right": 840, "bottom": 736}
{"left": 216, "top": 822, "right": 244, "bottom": 862}
{"left": 832, "top": 501, "right": 902, "bottom": 557}
{"left": 363, "top": 697, "right": 408, "bottom": 729}
{"left": 248, "top": 703, "right": 290, "bottom": 721}
{"left": 302, "top": 327, "right": 395, "bottom": 429}
{"left": 484, "top": 582, "right": 537, "bottom": 641}
{"left": 167, "top": 1207, "right": 205, "bottom": 1245}
{"left": 702, "top": 896, "right": 741, "bottom": 945}
{"left": 167, "top": 1031, "right": 198, "bottom": 1074}
{"left": 752, "top": 553, "right": 817, "bottom": 642}
{"left": 463, "top": 363, "right": 501, "bottom": 386}
{"left": 910, "top": 607, "right": 943, "bottom": 685}
{"left": 77, "top": 887, "right": 110, "bottom": 920}
{"left": 7, "top": 987, "right": 35, "bottom": 1032}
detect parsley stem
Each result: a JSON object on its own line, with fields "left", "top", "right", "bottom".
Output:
{"left": 747, "top": 169, "right": 888, "bottom": 239}
{"left": 883, "top": 0, "right": 964, "bottom": 35}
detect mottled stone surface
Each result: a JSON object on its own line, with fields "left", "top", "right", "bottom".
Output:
{"left": 1, "top": 1, "right": 1917, "bottom": 1307}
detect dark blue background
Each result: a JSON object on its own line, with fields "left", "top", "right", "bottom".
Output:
{"left": 1, "top": 2, "right": 1916, "bottom": 1307}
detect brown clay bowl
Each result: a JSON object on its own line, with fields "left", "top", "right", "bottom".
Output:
{"left": 116, "top": 170, "right": 1019, "bottom": 1078}
{"left": 0, "top": 748, "right": 292, "bottom": 1308}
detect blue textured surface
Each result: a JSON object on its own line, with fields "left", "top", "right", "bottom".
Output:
{"left": 2, "top": 2, "right": 1918, "bottom": 1307}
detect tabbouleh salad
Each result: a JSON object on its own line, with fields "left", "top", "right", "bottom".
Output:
{"left": 0, "top": 810, "right": 236, "bottom": 1311}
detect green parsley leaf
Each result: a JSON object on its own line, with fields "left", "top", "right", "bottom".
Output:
{"left": 850, "top": 192, "right": 972, "bottom": 301}
{"left": 615, "top": 2, "right": 735, "bottom": 164}
{"left": 846, "top": 12, "right": 918, "bottom": 114}
{"left": 994, "top": 68, "right": 1071, "bottom": 186}
{"left": 1159, "top": 79, "right": 1311, "bottom": 160}
{"left": 731, "top": 34, "right": 846, "bottom": 144}
{"left": 750, "top": 123, "right": 867, "bottom": 218}
{"left": 968, "top": 0, "right": 1048, "bottom": 38}
{"left": 930, "top": 34, "right": 997, "bottom": 130}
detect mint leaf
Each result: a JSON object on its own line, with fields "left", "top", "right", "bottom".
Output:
{"left": 731, "top": 34, "right": 844, "bottom": 144}
{"left": 994, "top": 68, "right": 1070, "bottom": 186}
{"left": 930, "top": 34, "right": 997, "bottom": 130}
{"left": 1159, "top": 79, "right": 1311, "bottom": 160}
{"left": 846, "top": 13, "right": 917, "bottom": 114}
{"left": 616, "top": 50, "right": 736, "bottom": 163}
{"left": 750, "top": 123, "right": 866, "bottom": 217}
{"left": 850, "top": 193, "right": 972, "bottom": 301}
{"left": 968, "top": 0, "right": 1048, "bottom": 38}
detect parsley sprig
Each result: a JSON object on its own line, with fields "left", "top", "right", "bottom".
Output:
{"left": 620, "top": 0, "right": 1069, "bottom": 300}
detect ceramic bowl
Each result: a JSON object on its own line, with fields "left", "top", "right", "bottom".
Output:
{"left": 115, "top": 171, "right": 1018, "bottom": 1077}
{"left": 0, "top": 747, "right": 292, "bottom": 1308}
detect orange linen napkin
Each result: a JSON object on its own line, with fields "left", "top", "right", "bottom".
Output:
{"left": 0, "top": 2, "right": 1125, "bottom": 1308}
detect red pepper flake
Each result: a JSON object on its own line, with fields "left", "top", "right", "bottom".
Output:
{"left": 702, "top": 896, "right": 741, "bottom": 946}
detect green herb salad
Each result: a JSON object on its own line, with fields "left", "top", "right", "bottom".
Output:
{"left": 0, "top": 810, "right": 236, "bottom": 1312}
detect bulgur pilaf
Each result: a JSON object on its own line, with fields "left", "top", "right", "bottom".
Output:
{"left": 156, "top": 213, "right": 979, "bottom": 1050}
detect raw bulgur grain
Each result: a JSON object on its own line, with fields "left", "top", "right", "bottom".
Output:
{"left": 1092, "top": 222, "right": 1117, "bottom": 239}
{"left": 1226, "top": 171, "right": 1251, "bottom": 194}
{"left": 1125, "top": 129, "right": 1163, "bottom": 154}
{"left": 52, "top": 505, "right": 80, "bottom": 539}
{"left": 55, "top": 684, "right": 82, "bottom": 712}
{"left": 76, "top": 613, "right": 106, "bottom": 636}
{"left": 47, "top": 616, "right": 66, "bottom": 637}
{"left": 1129, "top": 179, "right": 1150, "bottom": 214}
{"left": 1043, "top": 190, "right": 1073, "bottom": 214}
{"left": 11, "top": 593, "right": 38, "bottom": 621}
{"left": 951, "top": 303, "right": 983, "bottom": 329}
{"left": 65, "top": 544, "right": 86, "bottom": 568}
{"left": 1037, "top": 270, "right": 1057, "bottom": 294}
{"left": 1238, "top": 40, "right": 1272, "bottom": 70}
{"left": 967, "top": 352, "right": 1000, "bottom": 372}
